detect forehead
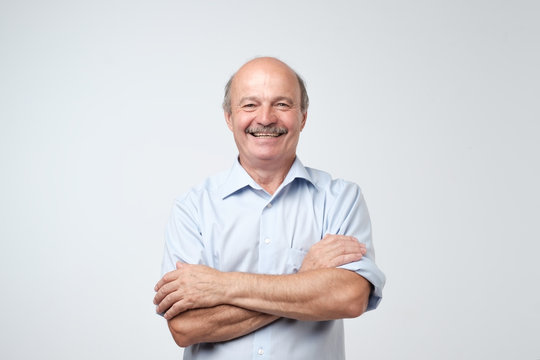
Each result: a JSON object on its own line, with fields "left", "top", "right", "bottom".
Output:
{"left": 231, "top": 61, "right": 301, "bottom": 101}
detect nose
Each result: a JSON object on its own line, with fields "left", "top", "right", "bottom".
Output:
{"left": 257, "top": 104, "right": 275, "bottom": 126}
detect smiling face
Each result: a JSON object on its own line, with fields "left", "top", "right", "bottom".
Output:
{"left": 225, "top": 58, "right": 307, "bottom": 172}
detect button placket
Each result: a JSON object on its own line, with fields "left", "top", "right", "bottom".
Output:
{"left": 254, "top": 198, "right": 277, "bottom": 359}
{"left": 259, "top": 199, "right": 275, "bottom": 273}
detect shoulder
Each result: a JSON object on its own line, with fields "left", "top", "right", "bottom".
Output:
{"left": 304, "top": 166, "right": 364, "bottom": 198}
{"left": 303, "top": 166, "right": 370, "bottom": 234}
{"left": 173, "top": 168, "right": 230, "bottom": 209}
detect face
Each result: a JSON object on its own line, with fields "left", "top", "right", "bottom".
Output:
{"left": 225, "top": 59, "right": 307, "bottom": 170}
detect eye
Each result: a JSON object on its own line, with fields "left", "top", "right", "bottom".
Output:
{"left": 276, "top": 102, "right": 290, "bottom": 108}
{"left": 241, "top": 103, "right": 257, "bottom": 111}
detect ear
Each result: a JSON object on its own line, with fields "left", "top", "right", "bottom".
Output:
{"left": 224, "top": 111, "right": 233, "bottom": 131}
{"left": 300, "top": 111, "right": 307, "bottom": 131}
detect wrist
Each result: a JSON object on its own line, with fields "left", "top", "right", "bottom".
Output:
{"left": 221, "top": 271, "right": 260, "bottom": 307}
{"left": 219, "top": 271, "right": 239, "bottom": 305}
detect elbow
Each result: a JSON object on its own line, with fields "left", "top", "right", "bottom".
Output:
{"left": 171, "top": 332, "right": 193, "bottom": 348}
{"left": 344, "top": 296, "right": 368, "bottom": 318}
{"left": 168, "top": 319, "right": 195, "bottom": 348}
{"left": 341, "top": 274, "right": 372, "bottom": 318}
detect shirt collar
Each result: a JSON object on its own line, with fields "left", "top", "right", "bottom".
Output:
{"left": 219, "top": 156, "right": 317, "bottom": 199}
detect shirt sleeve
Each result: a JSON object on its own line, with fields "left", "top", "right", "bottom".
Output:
{"left": 161, "top": 192, "right": 207, "bottom": 276}
{"left": 325, "top": 180, "right": 386, "bottom": 311}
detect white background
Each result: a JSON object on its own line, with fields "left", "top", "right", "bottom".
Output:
{"left": 1, "top": 1, "right": 539, "bottom": 359}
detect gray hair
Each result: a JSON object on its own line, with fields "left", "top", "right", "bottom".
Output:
{"left": 222, "top": 68, "right": 309, "bottom": 115}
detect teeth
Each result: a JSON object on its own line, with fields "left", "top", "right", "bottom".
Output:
{"left": 253, "top": 133, "right": 280, "bottom": 137}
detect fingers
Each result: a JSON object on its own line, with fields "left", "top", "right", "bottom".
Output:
{"left": 321, "top": 235, "right": 366, "bottom": 256}
{"left": 154, "top": 262, "right": 186, "bottom": 292}
{"left": 154, "top": 280, "right": 176, "bottom": 306}
{"left": 156, "top": 291, "right": 188, "bottom": 319}
{"left": 341, "top": 240, "right": 367, "bottom": 257}
{"left": 163, "top": 299, "right": 187, "bottom": 320}
{"left": 155, "top": 286, "right": 179, "bottom": 314}
{"left": 153, "top": 267, "right": 184, "bottom": 316}
{"left": 154, "top": 263, "right": 218, "bottom": 319}
{"left": 153, "top": 277, "right": 189, "bottom": 319}
{"left": 304, "top": 234, "right": 368, "bottom": 269}
{"left": 329, "top": 253, "right": 364, "bottom": 268}
{"left": 154, "top": 269, "right": 176, "bottom": 292}
{"left": 322, "top": 234, "right": 363, "bottom": 247}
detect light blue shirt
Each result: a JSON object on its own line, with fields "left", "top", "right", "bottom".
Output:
{"left": 161, "top": 157, "right": 385, "bottom": 360}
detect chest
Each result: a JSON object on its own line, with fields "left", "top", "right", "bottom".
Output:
{"left": 198, "top": 184, "right": 328, "bottom": 274}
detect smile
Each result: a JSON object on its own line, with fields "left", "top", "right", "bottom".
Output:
{"left": 250, "top": 132, "right": 283, "bottom": 138}
{"left": 245, "top": 126, "right": 288, "bottom": 138}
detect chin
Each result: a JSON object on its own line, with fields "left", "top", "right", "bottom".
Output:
{"left": 253, "top": 154, "right": 281, "bottom": 162}
{"left": 245, "top": 147, "right": 279, "bottom": 159}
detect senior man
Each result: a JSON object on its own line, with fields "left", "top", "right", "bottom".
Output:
{"left": 154, "top": 57, "right": 385, "bottom": 360}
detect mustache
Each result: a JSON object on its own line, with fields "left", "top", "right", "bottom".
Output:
{"left": 245, "top": 125, "right": 288, "bottom": 135}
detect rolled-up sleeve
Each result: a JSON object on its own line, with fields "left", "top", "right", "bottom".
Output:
{"left": 161, "top": 192, "right": 206, "bottom": 276}
{"left": 325, "top": 180, "right": 386, "bottom": 311}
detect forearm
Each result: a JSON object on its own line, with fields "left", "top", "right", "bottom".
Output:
{"left": 167, "top": 304, "right": 278, "bottom": 347}
{"left": 223, "top": 268, "right": 371, "bottom": 321}
{"left": 154, "top": 245, "right": 372, "bottom": 324}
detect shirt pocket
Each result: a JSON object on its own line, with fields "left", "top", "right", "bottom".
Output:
{"left": 286, "top": 248, "right": 307, "bottom": 274}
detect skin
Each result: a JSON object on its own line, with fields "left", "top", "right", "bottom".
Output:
{"left": 155, "top": 235, "right": 368, "bottom": 347}
{"left": 154, "top": 58, "right": 372, "bottom": 348}
{"left": 224, "top": 57, "right": 307, "bottom": 194}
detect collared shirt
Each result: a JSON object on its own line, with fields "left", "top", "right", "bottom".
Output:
{"left": 161, "top": 157, "right": 385, "bottom": 360}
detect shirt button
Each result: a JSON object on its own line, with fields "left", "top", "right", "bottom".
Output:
{"left": 264, "top": 238, "right": 271, "bottom": 244}
{"left": 266, "top": 202, "right": 272, "bottom": 208}
{"left": 257, "top": 348, "right": 264, "bottom": 355}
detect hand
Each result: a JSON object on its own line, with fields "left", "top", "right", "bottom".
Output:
{"left": 299, "top": 234, "right": 366, "bottom": 272}
{"left": 154, "top": 262, "right": 224, "bottom": 319}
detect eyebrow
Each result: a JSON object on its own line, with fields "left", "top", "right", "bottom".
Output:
{"left": 273, "top": 96, "right": 294, "bottom": 104}
{"left": 237, "top": 96, "right": 295, "bottom": 104}
{"left": 238, "top": 96, "right": 259, "bottom": 104}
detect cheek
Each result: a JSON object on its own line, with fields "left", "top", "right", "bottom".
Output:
{"left": 289, "top": 122, "right": 304, "bottom": 135}
{"left": 234, "top": 115, "right": 254, "bottom": 130}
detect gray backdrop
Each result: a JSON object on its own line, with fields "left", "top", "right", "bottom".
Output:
{"left": 1, "top": 1, "right": 539, "bottom": 359}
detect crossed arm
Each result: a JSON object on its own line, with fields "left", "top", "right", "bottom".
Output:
{"left": 153, "top": 235, "right": 372, "bottom": 347}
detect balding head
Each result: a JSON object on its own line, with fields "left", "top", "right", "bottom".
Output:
{"left": 223, "top": 57, "right": 309, "bottom": 114}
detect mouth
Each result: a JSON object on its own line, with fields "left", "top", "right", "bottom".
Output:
{"left": 246, "top": 126, "right": 287, "bottom": 138}
{"left": 250, "top": 132, "right": 283, "bottom": 138}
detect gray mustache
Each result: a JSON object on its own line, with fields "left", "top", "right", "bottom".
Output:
{"left": 245, "top": 126, "right": 288, "bottom": 135}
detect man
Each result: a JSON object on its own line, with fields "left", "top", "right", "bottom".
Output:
{"left": 154, "top": 57, "right": 385, "bottom": 359}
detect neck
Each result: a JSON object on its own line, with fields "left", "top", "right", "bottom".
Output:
{"left": 239, "top": 156, "right": 295, "bottom": 195}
